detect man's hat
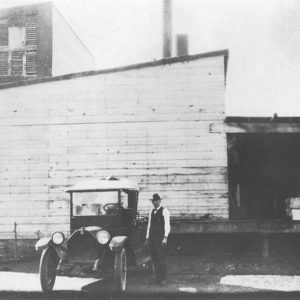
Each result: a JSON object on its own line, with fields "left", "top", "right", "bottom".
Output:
{"left": 150, "top": 193, "right": 161, "bottom": 201}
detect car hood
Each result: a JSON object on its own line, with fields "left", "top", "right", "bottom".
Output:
{"left": 69, "top": 226, "right": 104, "bottom": 240}
{"left": 66, "top": 226, "right": 107, "bottom": 263}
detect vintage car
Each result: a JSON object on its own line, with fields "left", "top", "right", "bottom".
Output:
{"left": 35, "top": 177, "right": 151, "bottom": 293}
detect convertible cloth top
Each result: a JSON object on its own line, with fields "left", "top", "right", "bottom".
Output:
{"left": 65, "top": 177, "right": 139, "bottom": 192}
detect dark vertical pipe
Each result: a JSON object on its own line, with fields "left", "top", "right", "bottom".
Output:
{"left": 163, "top": 0, "right": 172, "bottom": 58}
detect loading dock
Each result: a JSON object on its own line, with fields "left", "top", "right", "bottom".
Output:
{"left": 209, "top": 117, "right": 300, "bottom": 256}
{"left": 228, "top": 133, "right": 300, "bottom": 220}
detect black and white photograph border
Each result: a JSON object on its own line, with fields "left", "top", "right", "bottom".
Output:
{"left": 0, "top": 0, "right": 300, "bottom": 299}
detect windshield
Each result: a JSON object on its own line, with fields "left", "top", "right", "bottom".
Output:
{"left": 72, "top": 191, "right": 128, "bottom": 216}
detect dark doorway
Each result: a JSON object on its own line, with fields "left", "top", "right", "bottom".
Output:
{"left": 228, "top": 133, "right": 300, "bottom": 220}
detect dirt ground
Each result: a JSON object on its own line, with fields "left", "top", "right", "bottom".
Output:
{"left": 3, "top": 253, "right": 300, "bottom": 276}
{"left": 1, "top": 232, "right": 300, "bottom": 295}
{"left": 1, "top": 253, "right": 300, "bottom": 295}
{"left": 168, "top": 253, "right": 300, "bottom": 276}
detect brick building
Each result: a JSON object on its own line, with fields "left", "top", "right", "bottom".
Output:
{"left": 0, "top": 1, "right": 95, "bottom": 84}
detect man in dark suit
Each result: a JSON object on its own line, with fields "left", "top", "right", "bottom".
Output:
{"left": 145, "top": 193, "right": 170, "bottom": 285}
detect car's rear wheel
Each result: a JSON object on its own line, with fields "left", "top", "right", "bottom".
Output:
{"left": 114, "top": 248, "right": 127, "bottom": 293}
{"left": 39, "top": 247, "right": 59, "bottom": 292}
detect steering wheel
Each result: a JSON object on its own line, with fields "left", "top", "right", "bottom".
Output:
{"left": 103, "top": 203, "right": 120, "bottom": 215}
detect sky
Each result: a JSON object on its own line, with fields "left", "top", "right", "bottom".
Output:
{"left": 0, "top": 0, "right": 300, "bottom": 117}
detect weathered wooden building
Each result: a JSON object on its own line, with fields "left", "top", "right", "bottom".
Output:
{"left": 0, "top": 2, "right": 95, "bottom": 84}
{"left": 0, "top": 50, "right": 228, "bottom": 254}
{"left": 2, "top": 46, "right": 300, "bottom": 259}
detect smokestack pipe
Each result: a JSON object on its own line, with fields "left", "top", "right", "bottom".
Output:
{"left": 176, "top": 34, "right": 189, "bottom": 56}
{"left": 163, "top": 0, "right": 172, "bottom": 58}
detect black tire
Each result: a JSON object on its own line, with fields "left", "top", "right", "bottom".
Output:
{"left": 39, "top": 247, "right": 59, "bottom": 292}
{"left": 114, "top": 248, "right": 127, "bottom": 293}
{"left": 145, "top": 260, "right": 155, "bottom": 275}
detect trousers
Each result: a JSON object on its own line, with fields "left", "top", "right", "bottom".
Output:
{"left": 149, "top": 235, "right": 167, "bottom": 282}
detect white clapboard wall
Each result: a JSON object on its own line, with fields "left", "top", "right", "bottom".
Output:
{"left": 0, "top": 53, "right": 228, "bottom": 239}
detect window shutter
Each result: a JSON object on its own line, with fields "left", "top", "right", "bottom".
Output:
{"left": 11, "top": 51, "right": 24, "bottom": 76}
{"left": 0, "top": 19, "right": 8, "bottom": 47}
{"left": 0, "top": 51, "right": 9, "bottom": 76}
{"left": 26, "top": 51, "right": 37, "bottom": 75}
{"left": 25, "top": 14, "right": 37, "bottom": 48}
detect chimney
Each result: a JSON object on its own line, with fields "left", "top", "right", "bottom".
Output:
{"left": 163, "top": 0, "right": 172, "bottom": 58}
{"left": 176, "top": 34, "right": 189, "bottom": 56}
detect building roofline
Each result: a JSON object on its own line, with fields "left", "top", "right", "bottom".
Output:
{"left": 225, "top": 116, "right": 300, "bottom": 123}
{"left": 0, "top": 49, "right": 229, "bottom": 90}
{"left": 0, "top": 0, "right": 51, "bottom": 17}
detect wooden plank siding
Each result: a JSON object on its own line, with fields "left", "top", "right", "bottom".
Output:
{"left": 0, "top": 53, "right": 228, "bottom": 238}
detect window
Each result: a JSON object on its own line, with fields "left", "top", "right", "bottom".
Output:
{"left": 0, "top": 51, "right": 8, "bottom": 76}
{"left": 0, "top": 15, "right": 37, "bottom": 77}
{"left": 11, "top": 51, "right": 24, "bottom": 76}
{"left": 0, "top": 19, "right": 8, "bottom": 47}
{"left": 25, "top": 14, "right": 37, "bottom": 48}
{"left": 25, "top": 51, "right": 37, "bottom": 75}
{"left": 25, "top": 14, "right": 37, "bottom": 75}
{"left": 73, "top": 192, "right": 119, "bottom": 216}
{"left": 9, "top": 27, "right": 25, "bottom": 49}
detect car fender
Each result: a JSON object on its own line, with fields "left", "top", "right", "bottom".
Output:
{"left": 35, "top": 237, "right": 51, "bottom": 251}
{"left": 109, "top": 236, "right": 128, "bottom": 252}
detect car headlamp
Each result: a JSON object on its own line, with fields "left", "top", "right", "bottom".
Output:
{"left": 96, "top": 230, "right": 110, "bottom": 245}
{"left": 52, "top": 232, "right": 65, "bottom": 245}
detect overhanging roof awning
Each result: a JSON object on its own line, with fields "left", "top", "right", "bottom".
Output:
{"left": 210, "top": 117, "right": 300, "bottom": 133}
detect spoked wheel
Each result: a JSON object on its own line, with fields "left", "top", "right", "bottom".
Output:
{"left": 114, "top": 248, "right": 127, "bottom": 293}
{"left": 39, "top": 247, "right": 59, "bottom": 292}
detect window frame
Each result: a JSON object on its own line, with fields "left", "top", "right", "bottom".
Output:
{"left": 0, "top": 18, "right": 8, "bottom": 48}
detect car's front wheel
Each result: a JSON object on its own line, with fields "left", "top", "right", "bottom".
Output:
{"left": 39, "top": 247, "right": 59, "bottom": 292}
{"left": 114, "top": 248, "right": 127, "bottom": 293}
{"left": 145, "top": 260, "right": 155, "bottom": 275}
